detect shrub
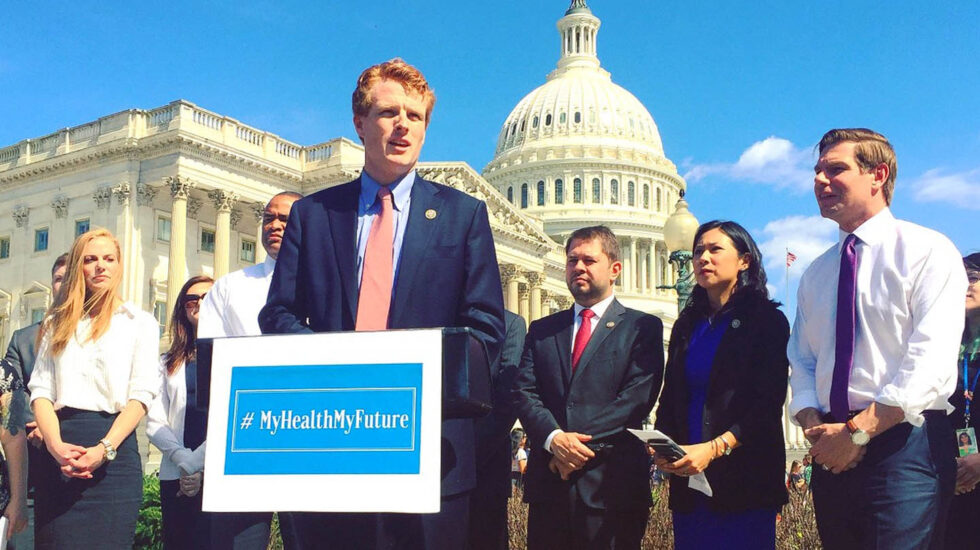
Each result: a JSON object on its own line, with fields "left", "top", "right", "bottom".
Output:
{"left": 135, "top": 473, "right": 164, "bottom": 550}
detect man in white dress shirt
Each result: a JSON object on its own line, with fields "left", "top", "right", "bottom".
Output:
{"left": 197, "top": 190, "right": 301, "bottom": 549}
{"left": 789, "top": 128, "right": 967, "bottom": 549}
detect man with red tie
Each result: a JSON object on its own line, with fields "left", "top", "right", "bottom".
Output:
{"left": 514, "top": 225, "right": 664, "bottom": 549}
{"left": 259, "top": 58, "right": 504, "bottom": 549}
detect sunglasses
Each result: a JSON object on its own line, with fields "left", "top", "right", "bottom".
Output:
{"left": 184, "top": 293, "right": 207, "bottom": 309}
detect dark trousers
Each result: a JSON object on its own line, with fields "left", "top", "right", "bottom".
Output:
{"left": 526, "top": 484, "right": 647, "bottom": 550}
{"left": 210, "top": 512, "right": 272, "bottom": 550}
{"left": 160, "top": 479, "right": 210, "bottom": 550}
{"left": 467, "top": 488, "right": 508, "bottom": 550}
{"left": 286, "top": 492, "right": 470, "bottom": 550}
{"left": 810, "top": 410, "right": 956, "bottom": 550}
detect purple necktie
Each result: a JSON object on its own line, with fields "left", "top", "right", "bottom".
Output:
{"left": 830, "top": 234, "right": 858, "bottom": 422}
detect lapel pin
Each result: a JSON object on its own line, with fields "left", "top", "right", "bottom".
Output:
{"left": 425, "top": 209, "right": 437, "bottom": 220}
{"left": 731, "top": 319, "right": 741, "bottom": 329}
{"left": 606, "top": 321, "right": 615, "bottom": 328}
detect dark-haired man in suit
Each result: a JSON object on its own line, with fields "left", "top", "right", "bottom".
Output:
{"left": 260, "top": 58, "right": 505, "bottom": 550}
{"left": 514, "top": 225, "right": 664, "bottom": 549}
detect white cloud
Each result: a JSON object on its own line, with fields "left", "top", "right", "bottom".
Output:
{"left": 912, "top": 168, "right": 980, "bottom": 210}
{"left": 755, "top": 215, "right": 838, "bottom": 303}
{"left": 684, "top": 136, "right": 815, "bottom": 192}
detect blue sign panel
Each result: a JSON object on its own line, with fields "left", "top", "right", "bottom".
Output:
{"left": 224, "top": 363, "right": 423, "bottom": 475}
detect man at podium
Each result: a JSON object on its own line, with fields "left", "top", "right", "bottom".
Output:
{"left": 260, "top": 58, "right": 505, "bottom": 549}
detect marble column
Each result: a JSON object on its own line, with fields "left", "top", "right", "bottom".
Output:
{"left": 166, "top": 176, "right": 192, "bottom": 315}
{"left": 629, "top": 237, "right": 638, "bottom": 293}
{"left": 500, "top": 265, "right": 520, "bottom": 313}
{"left": 527, "top": 272, "right": 543, "bottom": 321}
{"left": 252, "top": 204, "right": 267, "bottom": 264}
{"left": 518, "top": 285, "right": 530, "bottom": 326}
{"left": 638, "top": 240, "right": 648, "bottom": 294}
{"left": 209, "top": 189, "right": 239, "bottom": 279}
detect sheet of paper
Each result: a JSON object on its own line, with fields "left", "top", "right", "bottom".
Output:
{"left": 627, "top": 428, "right": 713, "bottom": 497}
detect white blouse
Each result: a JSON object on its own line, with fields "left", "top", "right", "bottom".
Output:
{"left": 146, "top": 359, "right": 206, "bottom": 480}
{"left": 29, "top": 302, "right": 161, "bottom": 413}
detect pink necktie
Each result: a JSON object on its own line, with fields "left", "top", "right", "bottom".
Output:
{"left": 572, "top": 309, "right": 595, "bottom": 372}
{"left": 355, "top": 187, "right": 393, "bottom": 331}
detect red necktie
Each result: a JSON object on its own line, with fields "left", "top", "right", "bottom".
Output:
{"left": 355, "top": 187, "right": 393, "bottom": 330}
{"left": 572, "top": 309, "right": 595, "bottom": 372}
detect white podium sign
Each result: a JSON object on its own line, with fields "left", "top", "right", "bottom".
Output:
{"left": 201, "top": 329, "right": 443, "bottom": 513}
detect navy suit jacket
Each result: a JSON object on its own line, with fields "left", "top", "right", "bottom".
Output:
{"left": 259, "top": 174, "right": 506, "bottom": 496}
{"left": 514, "top": 298, "right": 664, "bottom": 511}
{"left": 4, "top": 322, "right": 39, "bottom": 386}
{"left": 474, "top": 310, "right": 527, "bottom": 500}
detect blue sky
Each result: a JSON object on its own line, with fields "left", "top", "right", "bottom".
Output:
{"left": 2, "top": 1, "right": 977, "bottom": 313}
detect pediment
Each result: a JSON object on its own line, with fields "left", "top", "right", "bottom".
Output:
{"left": 417, "top": 162, "right": 560, "bottom": 254}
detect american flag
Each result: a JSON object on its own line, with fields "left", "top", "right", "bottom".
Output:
{"left": 786, "top": 251, "right": 798, "bottom": 268}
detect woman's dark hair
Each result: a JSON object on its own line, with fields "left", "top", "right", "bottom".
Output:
{"left": 682, "top": 220, "right": 773, "bottom": 319}
{"left": 511, "top": 428, "right": 526, "bottom": 455}
{"left": 164, "top": 275, "right": 214, "bottom": 375}
{"left": 966, "top": 253, "right": 980, "bottom": 273}
{"left": 960, "top": 432, "right": 973, "bottom": 446}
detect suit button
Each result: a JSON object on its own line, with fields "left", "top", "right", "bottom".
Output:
{"left": 703, "top": 421, "right": 709, "bottom": 426}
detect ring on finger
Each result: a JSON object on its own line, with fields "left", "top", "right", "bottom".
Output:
{"left": 822, "top": 464, "right": 830, "bottom": 471}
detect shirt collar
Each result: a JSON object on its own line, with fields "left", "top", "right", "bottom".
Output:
{"left": 574, "top": 293, "right": 616, "bottom": 320}
{"left": 838, "top": 207, "right": 895, "bottom": 250}
{"left": 360, "top": 170, "right": 415, "bottom": 213}
{"left": 262, "top": 256, "right": 276, "bottom": 277}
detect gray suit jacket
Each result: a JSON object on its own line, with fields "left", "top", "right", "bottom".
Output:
{"left": 4, "top": 323, "right": 39, "bottom": 387}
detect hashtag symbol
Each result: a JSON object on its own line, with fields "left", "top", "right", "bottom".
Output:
{"left": 240, "top": 412, "right": 254, "bottom": 430}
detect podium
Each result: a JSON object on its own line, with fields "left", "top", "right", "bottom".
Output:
{"left": 196, "top": 328, "right": 491, "bottom": 513}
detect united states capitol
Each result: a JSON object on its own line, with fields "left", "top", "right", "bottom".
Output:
{"left": 0, "top": 1, "right": 806, "bottom": 453}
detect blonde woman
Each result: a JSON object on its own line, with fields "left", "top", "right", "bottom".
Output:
{"left": 28, "top": 229, "right": 161, "bottom": 549}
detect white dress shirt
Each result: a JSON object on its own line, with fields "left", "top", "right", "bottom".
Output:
{"left": 146, "top": 360, "right": 206, "bottom": 480}
{"left": 29, "top": 302, "right": 161, "bottom": 412}
{"left": 544, "top": 293, "right": 617, "bottom": 451}
{"left": 788, "top": 208, "right": 967, "bottom": 426}
{"left": 198, "top": 257, "right": 275, "bottom": 338}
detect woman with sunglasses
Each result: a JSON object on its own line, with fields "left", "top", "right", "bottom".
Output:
{"left": 147, "top": 275, "right": 214, "bottom": 549}
{"left": 28, "top": 229, "right": 161, "bottom": 549}
{"left": 945, "top": 252, "right": 980, "bottom": 547}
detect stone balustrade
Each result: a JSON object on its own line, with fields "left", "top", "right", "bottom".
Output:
{"left": 0, "top": 100, "right": 359, "bottom": 175}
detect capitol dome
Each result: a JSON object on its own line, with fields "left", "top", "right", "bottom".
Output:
{"left": 483, "top": 0, "right": 689, "bottom": 320}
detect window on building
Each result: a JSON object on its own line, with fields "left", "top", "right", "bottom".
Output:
{"left": 555, "top": 179, "right": 564, "bottom": 204}
{"left": 574, "top": 112, "right": 581, "bottom": 124}
{"left": 0, "top": 237, "right": 9, "bottom": 259}
{"left": 610, "top": 179, "right": 619, "bottom": 204}
{"left": 643, "top": 185, "right": 650, "bottom": 209}
{"left": 628, "top": 181, "right": 636, "bottom": 206}
{"left": 34, "top": 228, "right": 48, "bottom": 252}
{"left": 657, "top": 188, "right": 662, "bottom": 211}
{"left": 153, "top": 301, "right": 167, "bottom": 337}
{"left": 240, "top": 239, "right": 256, "bottom": 263}
{"left": 532, "top": 115, "right": 539, "bottom": 128}
{"left": 537, "top": 181, "right": 545, "bottom": 206}
{"left": 592, "top": 178, "right": 601, "bottom": 203}
{"left": 521, "top": 183, "right": 529, "bottom": 209}
{"left": 201, "top": 228, "right": 215, "bottom": 253}
{"left": 520, "top": 120, "right": 525, "bottom": 132}
{"left": 545, "top": 114, "right": 552, "bottom": 126}
{"left": 157, "top": 216, "right": 171, "bottom": 242}
{"left": 74, "top": 218, "right": 90, "bottom": 238}
{"left": 560, "top": 112, "right": 567, "bottom": 124}
{"left": 507, "top": 186, "right": 514, "bottom": 204}
{"left": 573, "top": 178, "right": 583, "bottom": 203}
{"left": 31, "top": 308, "right": 46, "bottom": 324}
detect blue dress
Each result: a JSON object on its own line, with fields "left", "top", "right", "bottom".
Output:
{"left": 671, "top": 316, "right": 777, "bottom": 550}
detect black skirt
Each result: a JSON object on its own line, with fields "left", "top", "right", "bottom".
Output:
{"left": 34, "top": 408, "right": 142, "bottom": 550}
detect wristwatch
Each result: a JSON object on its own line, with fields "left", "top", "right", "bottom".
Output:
{"left": 845, "top": 419, "right": 870, "bottom": 446}
{"left": 99, "top": 438, "right": 117, "bottom": 461}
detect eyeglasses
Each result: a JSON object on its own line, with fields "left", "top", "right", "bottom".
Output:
{"left": 184, "top": 293, "right": 207, "bottom": 309}
{"left": 969, "top": 272, "right": 980, "bottom": 285}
